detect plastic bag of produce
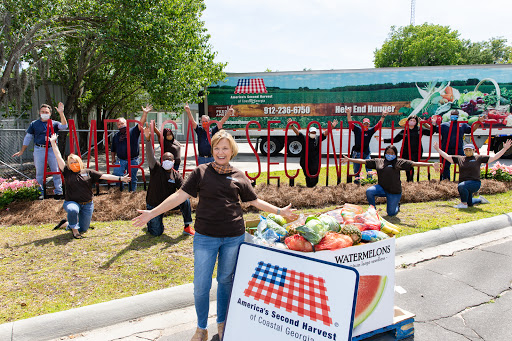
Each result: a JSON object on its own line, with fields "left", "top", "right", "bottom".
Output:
{"left": 284, "top": 234, "right": 313, "bottom": 252}
{"left": 318, "top": 214, "right": 341, "bottom": 232}
{"left": 321, "top": 208, "right": 344, "bottom": 224}
{"left": 267, "top": 213, "right": 287, "bottom": 226}
{"left": 354, "top": 207, "right": 382, "bottom": 231}
{"left": 341, "top": 203, "right": 364, "bottom": 214}
{"left": 315, "top": 232, "right": 353, "bottom": 251}
{"left": 295, "top": 216, "right": 329, "bottom": 245}
{"left": 261, "top": 215, "right": 287, "bottom": 235}
{"left": 341, "top": 210, "right": 356, "bottom": 223}
{"left": 361, "top": 230, "right": 389, "bottom": 242}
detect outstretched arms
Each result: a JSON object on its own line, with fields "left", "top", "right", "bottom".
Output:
{"left": 49, "top": 133, "right": 66, "bottom": 171}
{"left": 185, "top": 103, "right": 197, "bottom": 130}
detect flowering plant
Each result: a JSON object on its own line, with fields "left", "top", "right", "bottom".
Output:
{"left": 480, "top": 162, "right": 512, "bottom": 182}
{"left": 355, "top": 171, "right": 378, "bottom": 185}
{"left": 0, "top": 177, "right": 40, "bottom": 208}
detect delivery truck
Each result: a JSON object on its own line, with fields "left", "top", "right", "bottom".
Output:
{"left": 203, "top": 64, "right": 512, "bottom": 158}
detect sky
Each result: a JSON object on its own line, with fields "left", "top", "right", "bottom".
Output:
{"left": 202, "top": 0, "right": 512, "bottom": 74}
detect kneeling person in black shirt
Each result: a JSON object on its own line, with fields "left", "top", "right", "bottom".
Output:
{"left": 144, "top": 126, "right": 194, "bottom": 236}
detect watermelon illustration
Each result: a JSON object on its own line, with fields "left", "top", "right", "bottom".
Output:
{"left": 354, "top": 275, "right": 387, "bottom": 327}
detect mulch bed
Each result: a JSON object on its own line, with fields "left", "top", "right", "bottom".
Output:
{"left": 1, "top": 179, "right": 510, "bottom": 226}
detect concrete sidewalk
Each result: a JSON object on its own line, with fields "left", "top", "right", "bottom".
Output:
{"left": 1, "top": 213, "right": 511, "bottom": 341}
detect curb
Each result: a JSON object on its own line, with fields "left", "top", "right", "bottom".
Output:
{"left": 2, "top": 213, "right": 511, "bottom": 341}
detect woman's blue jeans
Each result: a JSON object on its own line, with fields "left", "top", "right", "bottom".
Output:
{"left": 63, "top": 200, "right": 94, "bottom": 233}
{"left": 193, "top": 232, "right": 244, "bottom": 329}
{"left": 458, "top": 180, "right": 482, "bottom": 206}
{"left": 366, "top": 184, "right": 402, "bottom": 216}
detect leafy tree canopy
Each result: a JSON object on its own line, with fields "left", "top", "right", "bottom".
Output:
{"left": 374, "top": 23, "right": 512, "bottom": 68}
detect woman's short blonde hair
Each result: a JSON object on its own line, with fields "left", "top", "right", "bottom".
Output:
{"left": 211, "top": 130, "right": 239, "bottom": 160}
{"left": 67, "top": 154, "right": 84, "bottom": 171}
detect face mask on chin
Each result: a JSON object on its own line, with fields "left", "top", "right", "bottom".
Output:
{"left": 40, "top": 114, "right": 50, "bottom": 121}
{"left": 162, "top": 160, "right": 174, "bottom": 170}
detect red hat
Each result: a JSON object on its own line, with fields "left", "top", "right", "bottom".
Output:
{"left": 362, "top": 118, "right": 370, "bottom": 124}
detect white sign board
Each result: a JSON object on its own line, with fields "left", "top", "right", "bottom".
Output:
{"left": 224, "top": 243, "right": 359, "bottom": 341}
{"left": 286, "top": 237, "right": 396, "bottom": 336}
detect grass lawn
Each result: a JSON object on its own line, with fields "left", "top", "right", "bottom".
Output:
{"left": 1, "top": 165, "right": 511, "bottom": 323}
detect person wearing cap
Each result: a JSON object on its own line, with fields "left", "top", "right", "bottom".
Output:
{"left": 434, "top": 140, "right": 512, "bottom": 208}
{"left": 432, "top": 110, "right": 485, "bottom": 180}
{"left": 346, "top": 107, "right": 388, "bottom": 184}
{"left": 185, "top": 103, "right": 233, "bottom": 165}
{"left": 288, "top": 118, "right": 338, "bottom": 187}
{"left": 154, "top": 126, "right": 182, "bottom": 171}
{"left": 383, "top": 114, "right": 434, "bottom": 182}
{"left": 343, "top": 145, "right": 440, "bottom": 216}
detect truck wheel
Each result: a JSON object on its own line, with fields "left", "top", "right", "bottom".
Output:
{"left": 499, "top": 141, "right": 512, "bottom": 159}
{"left": 287, "top": 137, "right": 303, "bottom": 157}
{"left": 259, "top": 137, "right": 282, "bottom": 156}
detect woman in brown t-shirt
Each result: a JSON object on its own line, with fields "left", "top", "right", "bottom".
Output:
{"left": 343, "top": 145, "right": 439, "bottom": 216}
{"left": 49, "top": 134, "right": 130, "bottom": 239}
{"left": 434, "top": 140, "right": 512, "bottom": 209}
{"left": 132, "top": 130, "right": 297, "bottom": 341}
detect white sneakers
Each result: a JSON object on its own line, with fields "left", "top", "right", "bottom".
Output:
{"left": 478, "top": 196, "right": 490, "bottom": 204}
{"left": 453, "top": 203, "right": 468, "bottom": 209}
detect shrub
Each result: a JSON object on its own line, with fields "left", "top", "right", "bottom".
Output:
{"left": 0, "top": 178, "right": 40, "bottom": 209}
{"left": 481, "top": 162, "right": 512, "bottom": 182}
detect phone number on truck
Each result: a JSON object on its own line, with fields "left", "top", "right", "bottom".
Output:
{"left": 263, "top": 106, "right": 311, "bottom": 115}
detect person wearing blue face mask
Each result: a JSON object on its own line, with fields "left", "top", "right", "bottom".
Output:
{"left": 432, "top": 110, "right": 485, "bottom": 180}
{"left": 143, "top": 125, "right": 194, "bottom": 236}
{"left": 343, "top": 145, "right": 439, "bottom": 216}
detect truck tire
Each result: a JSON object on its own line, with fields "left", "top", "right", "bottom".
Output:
{"left": 286, "top": 137, "right": 303, "bottom": 157}
{"left": 259, "top": 137, "right": 282, "bottom": 156}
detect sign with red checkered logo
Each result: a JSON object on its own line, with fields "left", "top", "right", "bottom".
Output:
{"left": 224, "top": 243, "right": 358, "bottom": 341}
{"left": 234, "top": 78, "right": 268, "bottom": 94}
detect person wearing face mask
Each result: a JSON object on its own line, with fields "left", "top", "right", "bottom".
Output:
{"left": 143, "top": 126, "right": 193, "bottom": 236}
{"left": 154, "top": 127, "right": 181, "bottom": 171}
{"left": 346, "top": 107, "right": 388, "bottom": 184}
{"left": 343, "top": 145, "right": 439, "bottom": 216}
{"left": 110, "top": 105, "right": 150, "bottom": 191}
{"left": 383, "top": 114, "right": 434, "bottom": 182}
{"left": 434, "top": 140, "right": 512, "bottom": 209}
{"left": 48, "top": 134, "right": 130, "bottom": 239}
{"left": 12, "top": 103, "right": 68, "bottom": 198}
{"left": 432, "top": 110, "right": 485, "bottom": 181}
{"left": 185, "top": 103, "right": 232, "bottom": 165}
{"left": 288, "top": 118, "right": 338, "bottom": 187}
{"left": 132, "top": 130, "right": 298, "bottom": 341}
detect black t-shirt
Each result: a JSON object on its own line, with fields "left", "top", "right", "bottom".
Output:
{"left": 62, "top": 167, "right": 103, "bottom": 203}
{"left": 365, "top": 158, "right": 414, "bottom": 194}
{"left": 181, "top": 164, "right": 258, "bottom": 237}
{"left": 146, "top": 162, "right": 183, "bottom": 207}
{"left": 298, "top": 132, "right": 327, "bottom": 171}
{"left": 452, "top": 155, "right": 489, "bottom": 182}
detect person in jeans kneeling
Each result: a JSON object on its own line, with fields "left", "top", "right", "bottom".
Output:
{"left": 143, "top": 125, "right": 194, "bottom": 236}
{"left": 49, "top": 134, "right": 130, "bottom": 239}
{"left": 343, "top": 145, "right": 439, "bottom": 216}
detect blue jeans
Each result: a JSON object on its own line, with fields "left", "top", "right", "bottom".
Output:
{"left": 33, "top": 145, "right": 63, "bottom": 194}
{"left": 193, "top": 232, "right": 244, "bottom": 329}
{"left": 366, "top": 184, "right": 402, "bottom": 216}
{"left": 458, "top": 180, "right": 482, "bottom": 206}
{"left": 146, "top": 200, "right": 193, "bottom": 236}
{"left": 198, "top": 156, "right": 214, "bottom": 165}
{"left": 113, "top": 158, "right": 139, "bottom": 191}
{"left": 351, "top": 150, "right": 373, "bottom": 182}
{"left": 63, "top": 200, "right": 94, "bottom": 233}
